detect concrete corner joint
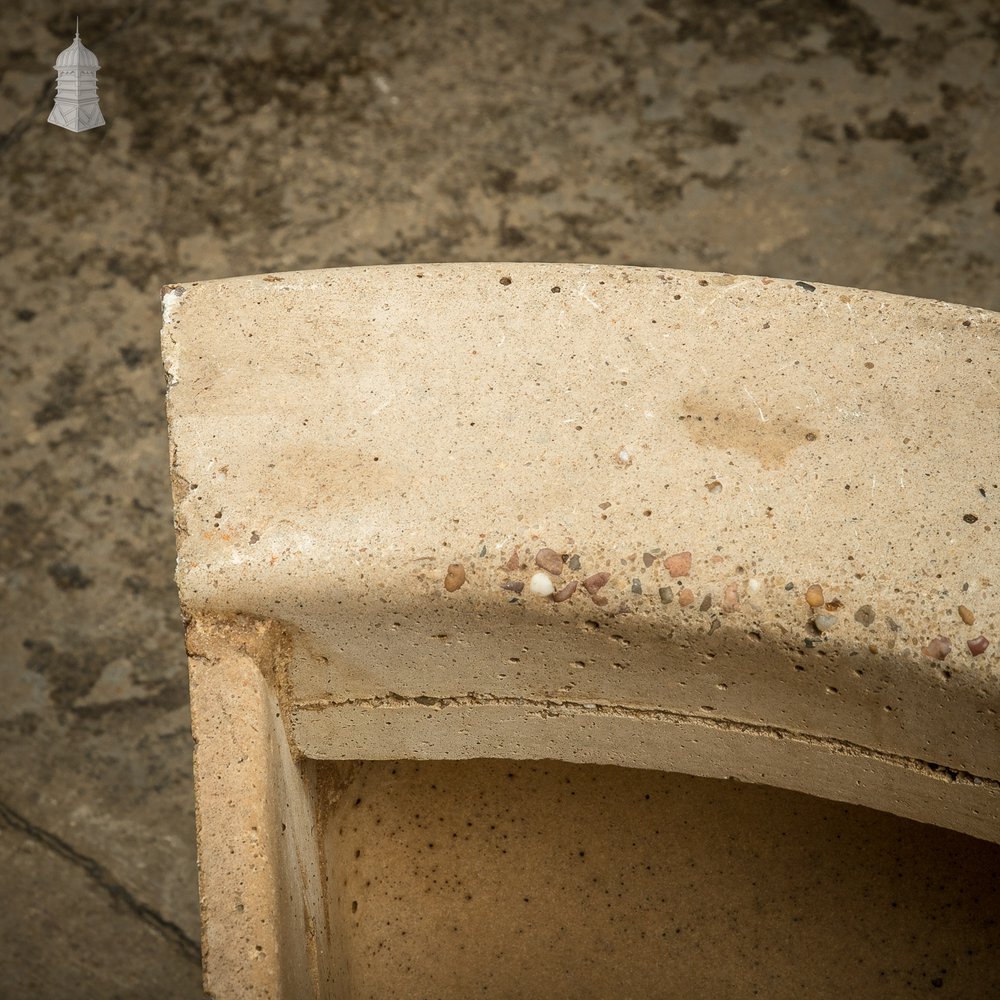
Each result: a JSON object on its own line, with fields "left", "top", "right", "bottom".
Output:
{"left": 162, "top": 264, "right": 999, "bottom": 998}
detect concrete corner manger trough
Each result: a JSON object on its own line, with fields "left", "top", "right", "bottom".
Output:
{"left": 162, "top": 264, "right": 1000, "bottom": 998}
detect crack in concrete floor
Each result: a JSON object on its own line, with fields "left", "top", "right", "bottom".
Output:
{"left": 0, "top": 797, "right": 200, "bottom": 963}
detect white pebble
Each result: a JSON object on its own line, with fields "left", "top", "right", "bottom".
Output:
{"left": 748, "top": 578, "right": 762, "bottom": 594}
{"left": 529, "top": 572, "right": 555, "bottom": 597}
{"left": 813, "top": 612, "right": 838, "bottom": 632}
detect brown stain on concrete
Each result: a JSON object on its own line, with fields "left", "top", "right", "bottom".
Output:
{"left": 246, "top": 442, "right": 407, "bottom": 510}
{"left": 680, "top": 394, "right": 816, "bottom": 470}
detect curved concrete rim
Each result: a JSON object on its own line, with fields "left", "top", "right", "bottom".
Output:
{"left": 163, "top": 263, "right": 999, "bottom": 844}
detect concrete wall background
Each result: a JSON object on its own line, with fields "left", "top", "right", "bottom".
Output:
{"left": 1, "top": 1, "right": 997, "bottom": 995}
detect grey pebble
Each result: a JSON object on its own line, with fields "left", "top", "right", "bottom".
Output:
{"left": 854, "top": 604, "right": 876, "bottom": 627}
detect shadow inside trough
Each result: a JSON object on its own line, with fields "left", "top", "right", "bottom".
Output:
{"left": 322, "top": 759, "right": 1000, "bottom": 999}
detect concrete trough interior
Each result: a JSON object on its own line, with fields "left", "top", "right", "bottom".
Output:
{"left": 186, "top": 602, "right": 1000, "bottom": 999}
{"left": 192, "top": 622, "right": 1000, "bottom": 1000}
{"left": 319, "top": 758, "right": 1000, "bottom": 999}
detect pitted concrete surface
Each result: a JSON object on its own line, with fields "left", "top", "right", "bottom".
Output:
{"left": 1, "top": 1, "right": 999, "bottom": 995}
{"left": 325, "top": 759, "right": 1000, "bottom": 999}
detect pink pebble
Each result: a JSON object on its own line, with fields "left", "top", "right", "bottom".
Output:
{"left": 968, "top": 635, "right": 990, "bottom": 656}
{"left": 665, "top": 551, "right": 692, "bottom": 577}
{"left": 921, "top": 635, "right": 951, "bottom": 661}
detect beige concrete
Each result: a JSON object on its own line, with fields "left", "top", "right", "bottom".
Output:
{"left": 164, "top": 263, "right": 999, "bottom": 996}
{"left": 185, "top": 617, "right": 329, "bottom": 998}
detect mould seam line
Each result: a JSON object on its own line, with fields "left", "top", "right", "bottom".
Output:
{"left": 0, "top": 797, "right": 201, "bottom": 963}
{"left": 292, "top": 693, "right": 999, "bottom": 790}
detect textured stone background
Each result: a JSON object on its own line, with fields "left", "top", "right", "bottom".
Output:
{"left": 0, "top": 0, "right": 997, "bottom": 995}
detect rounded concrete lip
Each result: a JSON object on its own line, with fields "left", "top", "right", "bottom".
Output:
{"left": 163, "top": 263, "right": 999, "bottom": 842}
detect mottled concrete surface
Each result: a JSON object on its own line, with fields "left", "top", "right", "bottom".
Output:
{"left": 0, "top": 0, "right": 997, "bottom": 995}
